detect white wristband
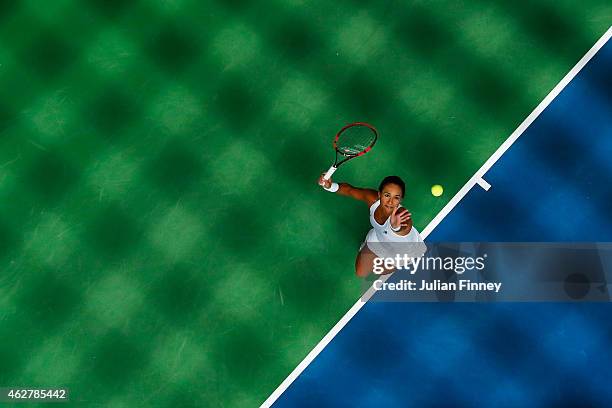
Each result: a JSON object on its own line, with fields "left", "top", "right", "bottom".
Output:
{"left": 390, "top": 224, "right": 401, "bottom": 232}
{"left": 324, "top": 182, "right": 339, "bottom": 193}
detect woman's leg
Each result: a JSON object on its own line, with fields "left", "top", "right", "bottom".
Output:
{"left": 355, "top": 245, "right": 395, "bottom": 277}
{"left": 355, "top": 245, "right": 377, "bottom": 277}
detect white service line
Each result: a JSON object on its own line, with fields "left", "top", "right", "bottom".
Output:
{"left": 477, "top": 177, "right": 491, "bottom": 191}
{"left": 261, "top": 26, "right": 612, "bottom": 408}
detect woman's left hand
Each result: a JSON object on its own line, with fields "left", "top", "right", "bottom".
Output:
{"left": 390, "top": 207, "right": 411, "bottom": 230}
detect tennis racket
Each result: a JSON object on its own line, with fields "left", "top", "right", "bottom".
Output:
{"left": 323, "top": 122, "right": 378, "bottom": 180}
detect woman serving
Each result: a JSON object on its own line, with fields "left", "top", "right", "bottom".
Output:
{"left": 318, "top": 174, "right": 423, "bottom": 277}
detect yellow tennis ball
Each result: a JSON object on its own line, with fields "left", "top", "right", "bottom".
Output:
{"left": 431, "top": 184, "right": 443, "bottom": 197}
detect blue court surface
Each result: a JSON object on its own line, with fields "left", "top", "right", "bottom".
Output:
{"left": 272, "top": 37, "right": 612, "bottom": 407}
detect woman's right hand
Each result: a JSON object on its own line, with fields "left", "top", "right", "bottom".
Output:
{"left": 318, "top": 173, "right": 332, "bottom": 189}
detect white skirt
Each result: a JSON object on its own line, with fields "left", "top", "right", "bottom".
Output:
{"left": 360, "top": 227, "right": 426, "bottom": 260}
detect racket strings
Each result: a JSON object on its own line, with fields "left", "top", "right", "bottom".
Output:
{"left": 337, "top": 126, "right": 377, "bottom": 155}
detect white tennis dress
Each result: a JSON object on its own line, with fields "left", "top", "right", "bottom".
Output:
{"left": 362, "top": 199, "right": 423, "bottom": 258}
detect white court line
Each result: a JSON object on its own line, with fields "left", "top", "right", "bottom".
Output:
{"left": 261, "top": 26, "right": 612, "bottom": 408}
{"left": 477, "top": 177, "right": 491, "bottom": 191}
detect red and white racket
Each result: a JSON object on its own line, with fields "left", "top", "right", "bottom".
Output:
{"left": 323, "top": 122, "right": 378, "bottom": 180}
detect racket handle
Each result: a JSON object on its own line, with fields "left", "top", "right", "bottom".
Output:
{"left": 323, "top": 166, "right": 337, "bottom": 180}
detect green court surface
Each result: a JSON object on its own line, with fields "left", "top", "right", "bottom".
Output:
{"left": 0, "top": 1, "right": 609, "bottom": 406}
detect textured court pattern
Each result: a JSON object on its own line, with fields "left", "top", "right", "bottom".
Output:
{"left": 0, "top": 1, "right": 610, "bottom": 406}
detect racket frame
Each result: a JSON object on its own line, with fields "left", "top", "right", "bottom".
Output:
{"left": 323, "top": 122, "right": 378, "bottom": 180}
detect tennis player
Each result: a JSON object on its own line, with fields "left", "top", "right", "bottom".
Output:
{"left": 318, "top": 174, "right": 423, "bottom": 277}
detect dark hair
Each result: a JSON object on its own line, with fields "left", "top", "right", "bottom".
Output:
{"left": 378, "top": 176, "right": 405, "bottom": 197}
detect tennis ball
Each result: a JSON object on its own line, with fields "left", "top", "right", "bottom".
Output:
{"left": 431, "top": 184, "right": 443, "bottom": 197}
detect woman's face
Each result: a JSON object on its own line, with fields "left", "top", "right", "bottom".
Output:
{"left": 379, "top": 183, "right": 403, "bottom": 213}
